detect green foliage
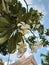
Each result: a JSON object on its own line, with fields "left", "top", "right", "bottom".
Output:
{"left": 38, "top": 24, "right": 44, "bottom": 34}
{"left": 9, "top": 0, "right": 22, "bottom": 14}
{"left": 41, "top": 52, "right": 49, "bottom": 65}
{"left": 28, "top": 36, "right": 36, "bottom": 43}
{"left": 39, "top": 35, "right": 49, "bottom": 46}
{"left": 0, "top": 0, "right": 49, "bottom": 55}
{"left": 45, "top": 29, "right": 49, "bottom": 36}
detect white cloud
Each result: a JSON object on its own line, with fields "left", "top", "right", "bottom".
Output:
{"left": 26, "top": 0, "right": 33, "bottom": 4}
{"left": 32, "top": 4, "right": 47, "bottom": 15}
{"left": 46, "top": 47, "right": 49, "bottom": 51}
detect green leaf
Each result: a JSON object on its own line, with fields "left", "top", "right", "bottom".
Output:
{"left": 41, "top": 52, "right": 49, "bottom": 65}
{"left": 9, "top": 0, "right": 22, "bottom": 15}
{"left": 0, "top": 17, "right": 11, "bottom": 37}
{"left": 38, "top": 24, "right": 44, "bottom": 34}
{"left": 7, "top": 32, "right": 23, "bottom": 53}
{"left": 0, "top": 17, "right": 10, "bottom": 27}
{"left": 28, "top": 36, "right": 36, "bottom": 43}
{"left": 0, "top": 33, "right": 10, "bottom": 45}
{"left": 7, "top": 35, "right": 16, "bottom": 53}
{"left": 45, "top": 29, "right": 49, "bottom": 36}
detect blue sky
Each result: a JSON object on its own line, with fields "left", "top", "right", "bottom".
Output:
{"left": 31, "top": 0, "right": 49, "bottom": 28}
{"left": 0, "top": 0, "right": 49, "bottom": 65}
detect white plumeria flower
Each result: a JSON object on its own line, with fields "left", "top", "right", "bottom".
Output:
{"left": 29, "top": 20, "right": 32, "bottom": 23}
{"left": 17, "top": 22, "right": 30, "bottom": 29}
{"left": 17, "top": 23, "right": 22, "bottom": 27}
{"left": 17, "top": 41, "right": 27, "bottom": 58}
{"left": 17, "top": 22, "right": 25, "bottom": 27}
{"left": 20, "top": 22, "right": 25, "bottom": 25}
{"left": 21, "top": 24, "right": 30, "bottom": 30}
{"left": 17, "top": 41, "right": 26, "bottom": 50}
{"left": 19, "top": 29, "right": 29, "bottom": 35}
{"left": 32, "top": 24, "right": 36, "bottom": 28}
{"left": 36, "top": 24, "right": 40, "bottom": 28}
{"left": 21, "top": 25, "right": 26, "bottom": 29}
{"left": 17, "top": 51, "right": 23, "bottom": 58}
{"left": 25, "top": 24, "right": 30, "bottom": 29}
{"left": 31, "top": 41, "right": 41, "bottom": 52}
{"left": 17, "top": 22, "right": 30, "bottom": 35}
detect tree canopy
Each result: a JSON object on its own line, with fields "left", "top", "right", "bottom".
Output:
{"left": 0, "top": 0, "right": 49, "bottom": 56}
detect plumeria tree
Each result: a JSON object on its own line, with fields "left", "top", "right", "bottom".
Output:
{"left": 0, "top": 0, "right": 49, "bottom": 56}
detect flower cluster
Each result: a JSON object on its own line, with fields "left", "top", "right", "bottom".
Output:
{"left": 17, "top": 22, "right": 30, "bottom": 35}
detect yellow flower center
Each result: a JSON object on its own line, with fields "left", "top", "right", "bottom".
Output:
{"left": 18, "top": 43, "right": 25, "bottom": 50}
